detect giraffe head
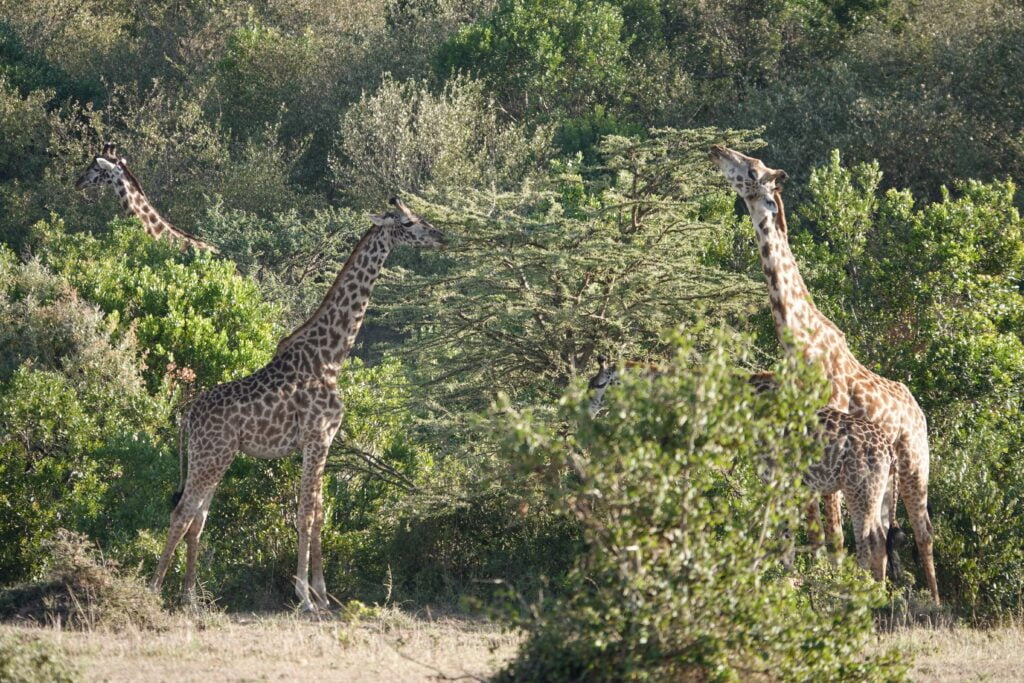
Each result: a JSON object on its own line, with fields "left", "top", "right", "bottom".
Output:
{"left": 587, "top": 354, "right": 619, "bottom": 417}
{"left": 74, "top": 142, "right": 126, "bottom": 191}
{"left": 369, "top": 197, "right": 446, "bottom": 248}
{"left": 587, "top": 354, "right": 619, "bottom": 392}
{"left": 708, "top": 145, "right": 789, "bottom": 215}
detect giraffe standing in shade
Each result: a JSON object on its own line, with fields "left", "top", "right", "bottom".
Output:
{"left": 587, "top": 359, "right": 901, "bottom": 581}
{"left": 74, "top": 143, "right": 217, "bottom": 252}
{"left": 708, "top": 145, "right": 938, "bottom": 603}
{"left": 150, "top": 198, "right": 445, "bottom": 610}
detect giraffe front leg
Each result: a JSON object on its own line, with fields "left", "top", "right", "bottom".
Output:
{"left": 296, "top": 442, "right": 328, "bottom": 612}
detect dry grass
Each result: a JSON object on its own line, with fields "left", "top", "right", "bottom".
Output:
{"left": 880, "top": 625, "right": 1024, "bottom": 682}
{"left": 0, "top": 609, "right": 520, "bottom": 682}
{"left": 4, "top": 610, "right": 1024, "bottom": 682}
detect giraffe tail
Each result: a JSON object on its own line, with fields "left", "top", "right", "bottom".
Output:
{"left": 886, "top": 526, "right": 905, "bottom": 583}
{"left": 170, "top": 414, "right": 188, "bottom": 509}
{"left": 884, "top": 458, "right": 905, "bottom": 582}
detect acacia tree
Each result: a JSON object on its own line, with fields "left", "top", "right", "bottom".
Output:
{"left": 383, "top": 127, "right": 765, "bottom": 420}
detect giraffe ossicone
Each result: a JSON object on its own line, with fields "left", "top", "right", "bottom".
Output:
{"left": 150, "top": 198, "right": 445, "bottom": 611}
{"left": 74, "top": 142, "right": 218, "bottom": 253}
{"left": 709, "top": 145, "right": 938, "bottom": 604}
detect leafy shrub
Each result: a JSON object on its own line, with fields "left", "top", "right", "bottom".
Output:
{"left": 496, "top": 331, "right": 904, "bottom": 680}
{"left": 435, "top": 0, "right": 631, "bottom": 121}
{"left": 0, "top": 368, "right": 109, "bottom": 583}
{"left": 382, "top": 127, "right": 761, "bottom": 420}
{"left": 0, "top": 248, "right": 164, "bottom": 582}
{"left": 0, "top": 631, "right": 76, "bottom": 683}
{"left": 214, "top": 20, "right": 332, "bottom": 143}
{"left": 332, "top": 75, "right": 550, "bottom": 207}
{"left": 37, "top": 217, "right": 279, "bottom": 390}
{"left": 728, "top": 0, "right": 1024, "bottom": 196}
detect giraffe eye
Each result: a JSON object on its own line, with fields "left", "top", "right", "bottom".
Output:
{"left": 748, "top": 169, "right": 757, "bottom": 180}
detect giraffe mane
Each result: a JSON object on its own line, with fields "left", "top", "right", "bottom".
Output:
{"left": 773, "top": 190, "right": 787, "bottom": 235}
{"left": 117, "top": 161, "right": 146, "bottom": 195}
{"left": 273, "top": 225, "right": 381, "bottom": 357}
{"left": 118, "top": 160, "right": 211, "bottom": 245}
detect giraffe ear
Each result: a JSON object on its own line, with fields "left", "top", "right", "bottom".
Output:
{"left": 773, "top": 170, "right": 789, "bottom": 185}
{"left": 369, "top": 213, "right": 388, "bottom": 226}
{"left": 95, "top": 157, "right": 117, "bottom": 171}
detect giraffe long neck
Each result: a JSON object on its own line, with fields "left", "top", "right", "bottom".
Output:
{"left": 111, "top": 170, "right": 215, "bottom": 252}
{"left": 274, "top": 226, "right": 392, "bottom": 378}
{"left": 749, "top": 192, "right": 849, "bottom": 369}
{"left": 113, "top": 174, "right": 173, "bottom": 239}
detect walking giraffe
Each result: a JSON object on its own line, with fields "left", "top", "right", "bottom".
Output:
{"left": 587, "top": 360, "right": 901, "bottom": 581}
{"left": 74, "top": 142, "right": 217, "bottom": 252}
{"left": 150, "top": 197, "right": 445, "bottom": 610}
{"left": 708, "top": 145, "right": 937, "bottom": 602}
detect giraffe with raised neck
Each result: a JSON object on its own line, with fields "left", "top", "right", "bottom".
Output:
{"left": 74, "top": 143, "right": 217, "bottom": 252}
{"left": 587, "top": 359, "right": 901, "bottom": 581}
{"left": 150, "top": 197, "right": 445, "bottom": 610}
{"left": 708, "top": 145, "right": 938, "bottom": 603}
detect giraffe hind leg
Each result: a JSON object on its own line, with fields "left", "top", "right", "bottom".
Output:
{"left": 823, "top": 491, "right": 845, "bottom": 557}
{"left": 151, "top": 447, "right": 234, "bottom": 596}
{"left": 151, "top": 499, "right": 194, "bottom": 593}
{"left": 897, "top": 436, "right": 940, "bottom": 605}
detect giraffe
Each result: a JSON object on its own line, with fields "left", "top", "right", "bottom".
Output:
{"left": 748, "top": 372, "right": 901, "bottom": 582}
{"left": 708, "top": 145, "right": 938, "bottom": 603}
{"left": 150, "top": 197, "right": 445, "bottom": 610}
{"left": 74, "top": 142, "right": 218, "bottom": 252}
{"left": 587, "top": 354, "right": 618, "bottom": 417}
{"left": 586, "top": 359, "right": 901, "bottom": 581}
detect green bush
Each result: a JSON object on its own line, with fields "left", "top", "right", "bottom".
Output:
{"left": 435, "top": 0, "right": 631, "bottom": 121}
{"left": 726, "top": 0, "right": 1024, "bottom": 196}
{"left": 0, "top": 247, "right": 164, "bottom": 582}
{"left": 496, "top": 330, "right": 904, "bottom": 680}
{"left": 37, "top": 217, "right": 279, "bottom": 390}
{"left": 0, "top": 632, "right": 76, "bottom": 683}
{"left": 382, "top": 127, "right": 761, "bottom": 419}
{"left": 332, "top": 75, "right": 550, "bottom": 207}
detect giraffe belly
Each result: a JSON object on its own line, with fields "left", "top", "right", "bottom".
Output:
{"left": 238, "top": 415, "right": 302, "bottom": 459}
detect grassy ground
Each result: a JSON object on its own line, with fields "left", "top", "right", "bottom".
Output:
{"left": 0, "top": 609, "right": 520, "bottom": 682}
{"left": 886, "top": 625, "right": 1024, "bottom": 682}
{"left": 3, "top": 613, "right": 1023, "bottom": 681}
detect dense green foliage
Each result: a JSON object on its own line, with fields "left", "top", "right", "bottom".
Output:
{"left": 2, "top": 0, "right": 1024, "bottom": 675}
{"left": 497, "top": 332, "right": 904, "bottom": 680}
